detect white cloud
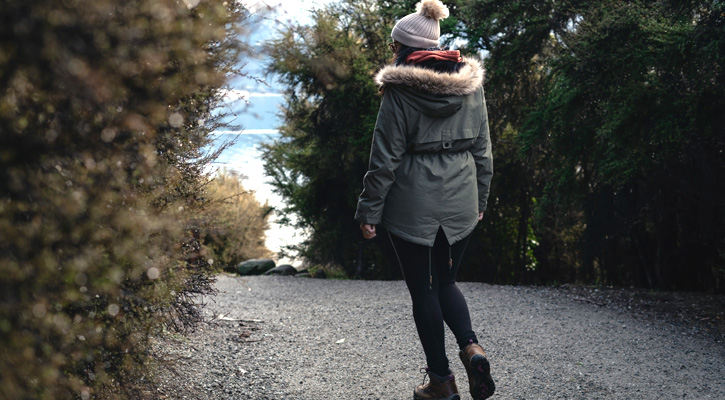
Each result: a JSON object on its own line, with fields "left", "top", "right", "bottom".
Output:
{"left": 213, "top": 129, "right": 280, "bottom": 135}
{"left": 248, "top": 92, "right": 284, "bottom": 98}
{"left": 243, "top": 0, "right": 332, "bottom": 24}
{"left": 241, "top": 0, "right": 276, "bottom": 14}
{"left": 220, "top": 89, "right": 249, "bottom": 102}
{"left": 219, "top": 89, "right": 283, "bottom": 103}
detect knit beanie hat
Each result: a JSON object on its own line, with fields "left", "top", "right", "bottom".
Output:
{"left": 391, "top": 0, "right": 450, "bottom": 49}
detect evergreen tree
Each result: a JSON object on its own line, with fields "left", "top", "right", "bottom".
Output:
{"left": 520, "top": 0, "right": 725, "bottom": 289}
{"left": 456, "top": 0, "right": 724, "bottom": 289}
{"left": 262, "top": 0, "right": 724, "bottom": 290}
{"left": 261, "top": 0, "right": 394, "bottom": 277}
{"left": 452, "top": 0, "right": 585, "bottom": 283}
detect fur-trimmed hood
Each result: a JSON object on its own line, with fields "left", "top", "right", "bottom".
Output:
{"left": 374, "top": 56, "right": 484, "bottom": 96}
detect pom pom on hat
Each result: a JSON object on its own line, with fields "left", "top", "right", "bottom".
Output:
{"left": 391, "top": 0, "right": 450, "bottom": 48}
{"left": 416, "top": 0, "right": 450, "bottom": 21}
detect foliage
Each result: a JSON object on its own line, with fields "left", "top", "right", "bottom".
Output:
{"left": 456, "top": 0, "right": 724, "bottom": 289}
{"left": 452, "top": 0, "right": 589, "bottom": 283}
{"left": 518, "top": 0, "right": 725, "bottom": 289}
{"left": 262, "top": 0, "right": 724, "bottom": 290}
{"left": 203, "top": 170, "right": 271, "bottom": 269}
{"left": 0, "top": 0, "right": 253, "bottom": 398}
{"left": 261, "top": 0, "right": 394, "bottom": 278}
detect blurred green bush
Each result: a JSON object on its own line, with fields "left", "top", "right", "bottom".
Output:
{"left": 0, "top": 0, "right": 255, "bottom": 398}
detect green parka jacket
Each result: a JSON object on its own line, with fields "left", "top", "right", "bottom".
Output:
{"left": 355, "top": 56, "right": 493, "bottom": 246}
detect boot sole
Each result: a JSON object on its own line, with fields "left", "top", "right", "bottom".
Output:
{"left": 413, "top": 393, "right": 460, "bottom": 400}
{"left": 469, "top": 354, "right": 495, "bottom": 400}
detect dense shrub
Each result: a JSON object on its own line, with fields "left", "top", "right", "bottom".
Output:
{"left": 263, "top": 0, "right": 724, "bottom": 290}
{"left": 203, "top": 169, "right": 271, "bottom": 269}
{"left": 0, "top": 0, "right": 253, "bottom": 398}
{"left": 261, "top": 0, "right": 392, "bottom": 278}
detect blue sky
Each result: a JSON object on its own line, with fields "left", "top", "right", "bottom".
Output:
{"left": 218, "top": 1, "right": 333, "bottom": 133}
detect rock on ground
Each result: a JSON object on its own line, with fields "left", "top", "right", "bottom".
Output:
{"left": 263, "top": 265, "right": 298, "bottom": 276}
{"left": 237, "top": 259, "right": 276, "bottom": 276}
{"left": 152, "top": 274, "right": 725, "bottom": 399}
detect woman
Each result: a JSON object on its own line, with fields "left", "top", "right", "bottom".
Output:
{"left": 354, "top": 1, "right": 495, "bottom": 399}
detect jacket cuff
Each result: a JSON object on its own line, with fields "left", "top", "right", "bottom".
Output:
{"left": 354, "top": 211, "right": 381, "bottom": 225}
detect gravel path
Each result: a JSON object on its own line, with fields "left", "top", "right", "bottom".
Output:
{"left": 153, "top": 274, "right": 725, "bottom": 399}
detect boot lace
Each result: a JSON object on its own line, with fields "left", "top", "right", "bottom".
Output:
{"left": 419, "top": 367, "right": 430, "bottom": 386}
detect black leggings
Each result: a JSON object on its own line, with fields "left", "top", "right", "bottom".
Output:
{"left": 387, "top": 227, "right": 478, "bottom": 376}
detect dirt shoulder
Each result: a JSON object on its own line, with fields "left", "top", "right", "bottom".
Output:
{"left": 550, "top": 284, "right": 725, "bottom": 342}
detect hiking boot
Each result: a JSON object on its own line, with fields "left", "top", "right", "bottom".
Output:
{"left": 413, "top": 368, "right": 460, "bottom": 400}
{"left": 459, "top": 340, "right": 495, "bottom": 399}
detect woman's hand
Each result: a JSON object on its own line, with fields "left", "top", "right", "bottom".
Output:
{"left": 478, "top": 212, "right": 484, "bottom": 221}
{"left": 360, "top": 223, "right": 376, "bottom": 239}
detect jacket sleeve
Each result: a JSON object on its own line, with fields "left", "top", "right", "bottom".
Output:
{"left": 471, "top": 88, "right": 494, "bottom": 212}
{"left": 354, "top": 89, "right": 407, "bottom": 224}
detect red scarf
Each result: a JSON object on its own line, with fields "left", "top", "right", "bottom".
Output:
{"left": 405, "top": 50, "right": 462, "bottom": 64}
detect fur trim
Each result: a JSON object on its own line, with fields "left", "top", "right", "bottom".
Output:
{"left": 374, "top": 57, "right": 484, "bottom": 96}
{"left": 417, "top": 0, "right": 449, "bottom": 21}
